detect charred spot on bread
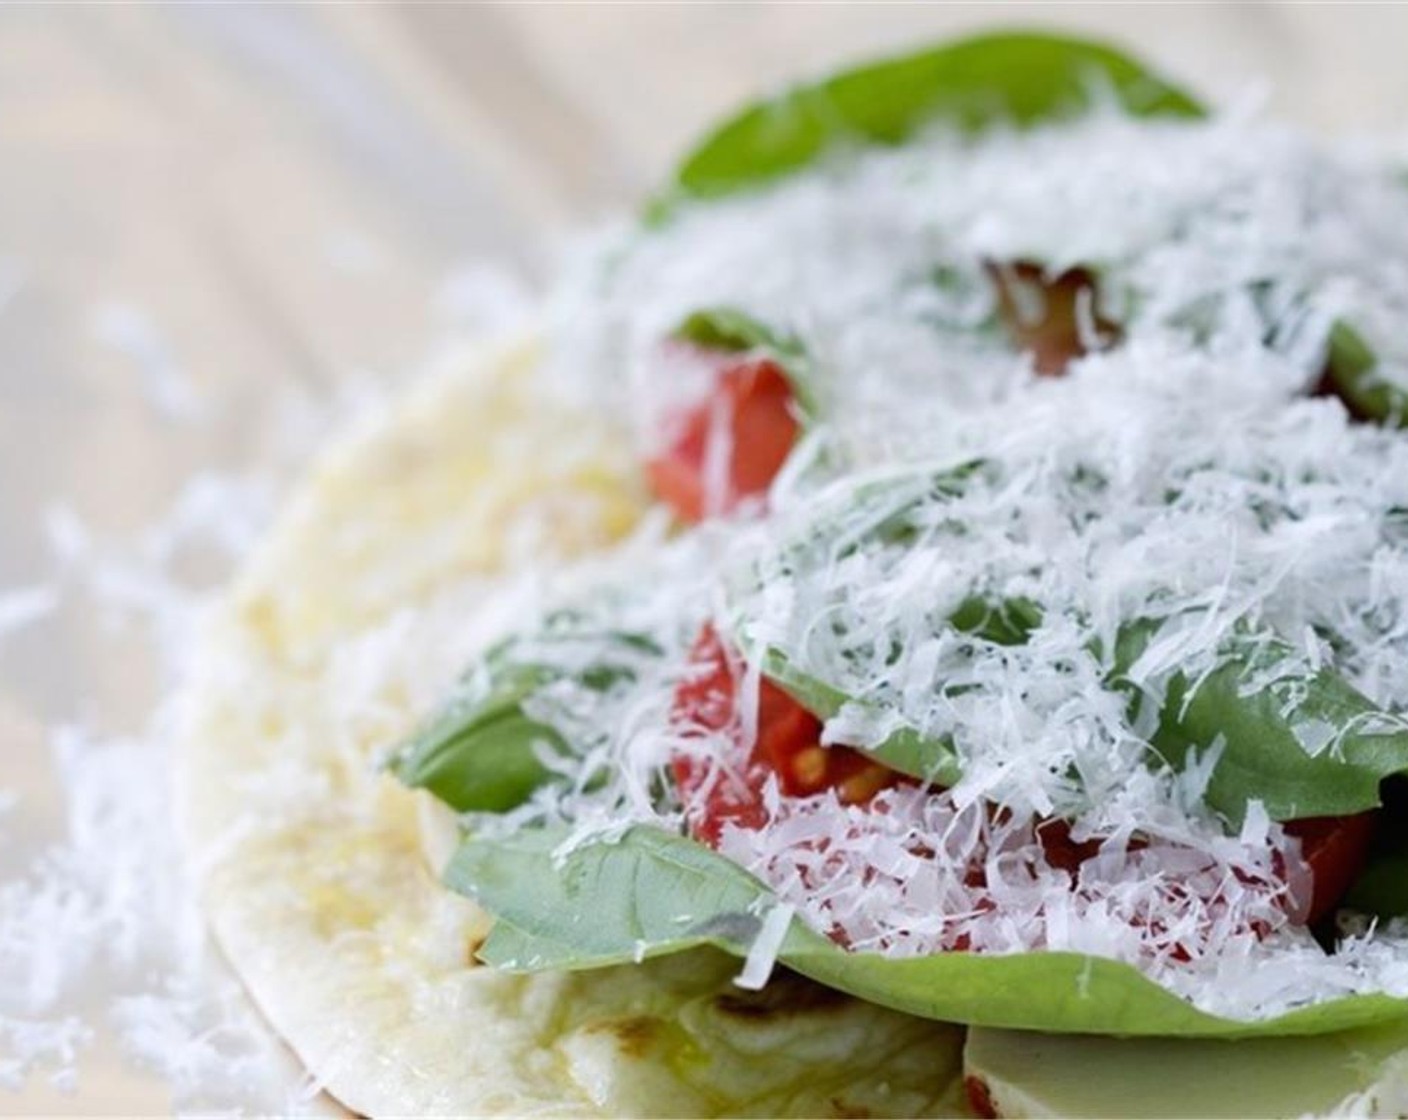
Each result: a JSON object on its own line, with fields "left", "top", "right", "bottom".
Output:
{"left": 712, "top": 969, "right": 852, "bottom": 1020}
{"left": 586, "top": 1014, "right": 665, "bottom": 1059}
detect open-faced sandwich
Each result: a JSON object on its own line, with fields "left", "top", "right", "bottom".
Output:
{"left": 179, "top": 31, "right": 1408, "bottom": 1118}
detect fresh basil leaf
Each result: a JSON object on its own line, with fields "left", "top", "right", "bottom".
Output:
{"left": 761, "top": 645, "right": 962, "bottom": 786}
{"left": 673, "top": 306, "right": 820, "bottom": 418}
{"left": 738, "top": 458, "right": 1408, "bottom": 824}
{"left": 392, "top": 619, "right": 662, "bottom": 813}
{"left": 759, "top": 593, "right": 1408, "bottom": 825}
{"left": 478, "top": 917, "right": 606, "bottom": 972}
{"left": 675, "top": 306, "right": 804, "bottom": 360}
{"left": 447, "top": 823, "right": 1408, "bottom": 1037}
{"left": 1120, "top": 626, "right": 1408, "bottom": 825}
{"left": 395, "top": 709, "right": 562, "bottom": 814}
{"left": 654, "top": 31, "right": 1205, "bottom": 215}
{"left": 1324, "top": 320, "right": 1408, "bottom": 426}
{"left": 950, "top": 594, "right": 1045, "bottom": 646}
{"left": 455, "top": 824, "right": 777, "bottom": 966}
{"left": 759, "top": 595, "right": 1040, "bottom": 786}
{"left": 391, "top": 658, "right": 562, "bottom": 813}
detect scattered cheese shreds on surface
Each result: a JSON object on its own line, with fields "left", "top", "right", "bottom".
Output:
{"left": 0, "top": 355, "right": 399, "bottom": 1109}
{"left": 0, "top": 584, "right": 58, "bottom": 642}
{"left": 91, "top": 302, "right": 207, "bottom": 425}
{"left": 0, "top": 1014, "right": 91, "bottom": 1093}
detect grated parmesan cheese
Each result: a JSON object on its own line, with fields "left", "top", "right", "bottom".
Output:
{"left": 0, "top": 585, "right": 58, "bottom": 642}
{"left": 734, "top": 901, "right": 795, "bottom": 992}
{"left": 11, "top": 74, "right": 1408, "bottom": 1105}
{"left": 518, "top": 103, "right": 1408, "bottom": 1021}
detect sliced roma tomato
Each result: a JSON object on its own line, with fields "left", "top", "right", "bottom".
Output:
{"left": 669, "top": 632, "right": 1372, "bottom": 937}
{"left": 965, "top": 1076, "right": 1000, "bottom": 1120}
{"left": 1032, "top": 817, "right": 1103, "bottom": 875}
{"left": 988, "top": 261, "right": 1120, "bottom": 377}
{"left": 669, "top": 626, "right": 901, "bottom": 845}
{"left": 645, "top": 356, "right": 799, "bottom": 523}
{"left": 1040, "top": 813, "right": 1376, "bottom": 929}
{"left": 669, "top": 627, "right": 770, "bottom": 844}
{"left": 1284, "top": 812, "right": 1378, "bottom": 925}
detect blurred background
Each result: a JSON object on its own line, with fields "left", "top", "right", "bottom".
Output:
{"left": 2, "top": 2, "right": 1407, "bottom": 1114}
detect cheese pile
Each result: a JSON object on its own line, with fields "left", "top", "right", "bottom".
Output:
{"left": 510, "top": 105, "right": 1408, "bottom": 1019}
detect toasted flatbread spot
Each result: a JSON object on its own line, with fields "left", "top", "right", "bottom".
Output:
{"left": 714, "top": 969, "right": 853, "bottom": 1021}
{"left": 588, "top": 1015, "right": 665, "bottom": 1060}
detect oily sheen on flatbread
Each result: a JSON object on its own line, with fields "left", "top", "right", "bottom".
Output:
{"left": 176, "top": 336, "right": 968, "bottom": 1118}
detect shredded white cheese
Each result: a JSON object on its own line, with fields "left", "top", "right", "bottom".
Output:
{"left": 525, "top": 105, "right": 1408, "bottom": 1021}
{"left": 735, "top": 901, "right": 795, "bottom": 991}
{"left": 0, "top": 585, "right": 58, "bottom": 642}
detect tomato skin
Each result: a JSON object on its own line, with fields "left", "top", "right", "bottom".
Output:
{"left": 965, "top": 1076, "right": 1000, "bottom": 1120}
{"left": 645, "top": 356, "right": 799, "bottom": 523}
{"left": 1033, "top": 817, "right": 1103, "bottom": 875}
{"left": 988, "top": 261, "right": 1119, "bottom": 377}
{"left": 1038, "top": 814, "right": 1376, "bottom": 931}
{"left": 669, "top": 639, "right": 1374, "bottom": 937}
{"left": 669, "top": 627, "right": 900, "bottom": 845}
{"left": 1284, "top": 812, "right": 1378, "bottom": 925}
{"left": 669, "top": 628, "right": 769, "bottom": 844}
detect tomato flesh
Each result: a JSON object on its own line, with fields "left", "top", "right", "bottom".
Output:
{"left": 988, "top": 261, "right": 1120, "bottom": 377}
{"left": 645, "top": 356, "right": 799, "bottom": 523}
{"left": 1284, "top": 812, "right": 1378, "bottom": 925}
{"left": 670, "top": 627, "right": 900, "bottom": 845}
{"left": 669, "top": 630, "right": 1374, "bottom": 930}
{"left": 1039, "top": 813, "right": 1374, "bottom": 927}
{"left": 964, "top": 1076, "right": 1000, "bottom": 1120}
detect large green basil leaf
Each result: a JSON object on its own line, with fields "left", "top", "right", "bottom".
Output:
{"left": 655, "top": 31, "right": 1205, "bottom": 214}
{"left": 1127, "top": 627, "right": 1408, "bottom": 825}
{"left": 1324, "top": 320, "right": 1408, "bottom": 426}
{"left": 674, "top": 306, "right": 820, "bottom": 418}
{"left": 390, "top": 657, "right": 561, "bottom": 813}
{"left": 391, "top": 619, "right": 660, "bottom": 813}
{"left": 758, "top": 595, "right": 1041, "bottom": 786}
{"left": 447, "top": 823, "right": 1408, "bottom": 1038}
{"left": 757, "top": 601, "right": 1408, "bottom": 825}
{"left": 736, "top": 461, "right": 1407, "bottom": 825}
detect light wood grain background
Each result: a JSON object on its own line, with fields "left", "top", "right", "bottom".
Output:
{"left": 2, "top": 3, "right": 1407, "bottom": 1114}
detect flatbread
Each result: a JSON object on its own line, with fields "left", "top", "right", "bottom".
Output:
{"left": 177, "top": 336, "right": 968, "bottom": 1117}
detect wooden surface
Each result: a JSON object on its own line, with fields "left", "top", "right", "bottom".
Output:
{"left": 2, "top": 3, "right": 1407, "bottom": 1114}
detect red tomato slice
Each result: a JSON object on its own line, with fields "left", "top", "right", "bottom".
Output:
{"left": 965, "top": 1076, "right": 1000, "bottom": 1120}
{"left": 669, "top": 627, "right": 768, "bottom": 844}
{"left": 1041, "top": 813, "right": 1377, "bottom": 930}
{"left": 1284, "top": 812, "right": 1378, "bottom": 925}
{"left": 669, "top": 626, "right": 901, "bottom": 845}
{"left": 669, "top": 634, "right": 1374, "bottom": 936}
{"left": 1033, "top": 817, "right": 1103, "bottom": 875}
{"left": 645, "top": 356, "right": 799, "bottom": 523}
